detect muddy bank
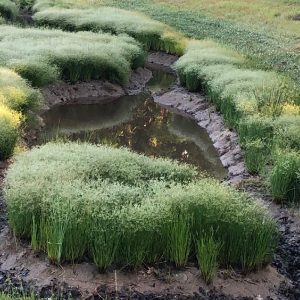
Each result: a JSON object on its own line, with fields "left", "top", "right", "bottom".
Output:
{"left": 154, "top": 88, "right": 247, "bottom": 183}
{"left": 41, "top": 68, "right": 152, "bottom": 111}
{"left": 0, "top": 226, "right": 283, "bottom": 299}
{"left": 148, "top": 52, "right": 247, "bottom": 183}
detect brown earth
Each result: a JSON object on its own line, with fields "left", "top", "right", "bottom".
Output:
{"left": 0, "top": 226, "right": 284, "bottom": 299}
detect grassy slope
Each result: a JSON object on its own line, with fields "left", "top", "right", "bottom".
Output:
{"left": 90, "top": 0, "right": 300, "bottom": 88}
{"left": 154, "top": 0, "right": 300, "bottom": 39}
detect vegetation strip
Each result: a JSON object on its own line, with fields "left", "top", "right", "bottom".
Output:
{"left": 33, "top": 6, "right": 187, "bottom": 56}
{"left": 176, "top": 40, "right": 300, "bottom": 202}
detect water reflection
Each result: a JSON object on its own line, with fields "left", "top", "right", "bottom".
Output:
{"left": 41, "top": 70, "right": 226, "bottom": 179}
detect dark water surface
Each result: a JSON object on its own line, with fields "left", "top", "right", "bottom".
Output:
{"left": 41, "top": 70, "right": 226, "bottom": 179}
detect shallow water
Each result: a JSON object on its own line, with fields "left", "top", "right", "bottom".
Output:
{"left": 41, "top": 70, "right": 226, "bottom": 179}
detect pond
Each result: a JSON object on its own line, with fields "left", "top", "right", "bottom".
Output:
{"left": 41, "top": 69, "right": 226, "bottom": 179}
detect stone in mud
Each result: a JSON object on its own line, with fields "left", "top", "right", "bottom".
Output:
{"left": 228, "top": 162, "right": 246, "bottom": 176}
{"left": 125, "top": 68, "right": 153, "bottom": 95}
{"left": 220, "top": 152, "right": 236, "bottom": 168}
{"left": 148, "top": 52, "right": 178, "bottom": 69}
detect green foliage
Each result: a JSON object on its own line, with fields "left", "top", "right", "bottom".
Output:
{"left": 196, "top": 232, "right": 220, "bottom": 284}
{"left": 0, "top": 25, "right": 145, "bottom": 86}
{"left": 176, "top": 41, "right": 292, "bottom": 127}
{"left": 0, "top": 67, "right": 41, "bottom": 159}
{"left": 167, "top": 209, "right": 192, "bottom": 268}
{"left": 238, "top": 115, "right": 274, "bottom": 145}
{"left": 270, "top": 150, "right": 300, "bottom": 202}
{"left": 0, "top": 0, "right": 18, "bottom": 21}
{"left": 33, "top": 6, "right": 187, "bottom": 55}
{"left": 0, "top": 118, "right": 18, "bottom": 160}
{"left": 0, "top": 294, "right": 34, "bottom": 300}
{"left": 273, "top": 115, "right": 300, "bottom": 151}
{"left": 5, "top": 142, "right": 278, "bottom": 271}
{"left": 176, "top": 41, "right": 300, "bottom": 201}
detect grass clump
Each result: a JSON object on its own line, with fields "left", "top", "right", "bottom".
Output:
{"left": 33, "top": 6, "right": 187, "bottom": 55}
{"left": 0, "top": 0, "right": 18, "bottom": 21}
{"left": 0, "top": 25, "right": 145, "bottom": 86}
{"left": 5, "top": 142, "right": 278, "bottom": 273}
{"left": 270, "top": 150, "right": 300, "bottom": 203}
{"left": 196, "top": 231, "right": 220, "bottom": 284}
{"left": 0, "top": 294, "right": 34, "bottom": 300}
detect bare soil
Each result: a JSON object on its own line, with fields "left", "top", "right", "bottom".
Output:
{"left": 0, "top": 226, "right": 284, "bottom": 299}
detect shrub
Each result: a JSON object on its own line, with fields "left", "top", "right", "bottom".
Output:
{"left": 0, "top": 68, "right": 41, "bottom": 114}
{"left": 0, "top": 0, "right": 18, "bottom": 21}
{"left": 270, "top": 150, "right": 300, "bottom": 203}
{"left": 5, "top": 142, "right": 278, "bottom": 271}
{"left": 0, "top": 25, "right": 145, "bottom": 86}
{"left": 33, "top": 6, "right": 187, "bottom": 55}
{"left": 0, "top": 104, "right": 21, "bottom": 160}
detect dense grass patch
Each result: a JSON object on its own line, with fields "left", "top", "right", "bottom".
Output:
{"left": 33, "top": 6, "right": 186, "bottom": 55}
{"left": 0, "top": 25, "right": 145, "bottom": 86}
{"left": 0, "top": 0, "right": 18, "bottom": 21}
{"left": 175, "top": 40, "right": 300, "bottom": 201}
{"left": 5, "top": 142, "right": 278, "bottom": 272}
{"left": 0, "top": 68, "right": 40, "bottom": 159}
{"left": 176, "top": 40, "right": 295, "bottom": 125}
{"left": 270, "top": 150, "right": 300, "bottom": 203}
